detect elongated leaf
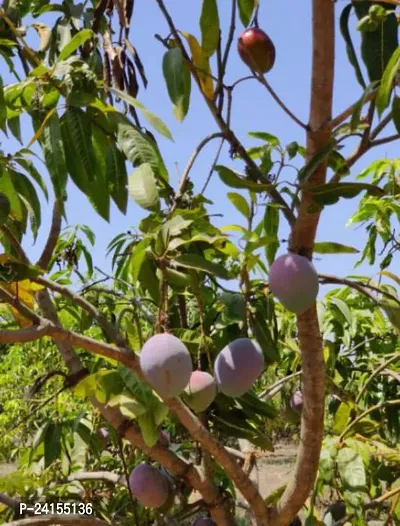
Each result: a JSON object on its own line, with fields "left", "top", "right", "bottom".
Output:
{"left": 128, "top": 163, "right": 159, "bottom": 210}
{"left": 264, "top": 203, "right": 280, "bottom": 265}
{"left": 200, "top": 0, "right": 219, "bottom": 58}
{"left": 109, "top": 88, "right": 173, "bottom": 140}
{"left": 12, "top": 170, "right": 42, "bottom": 239}
{"left": 38, "top": 112, "right": 67, "bottom": 200}
{"left": 314, "top": 242, "right": 359, "bottom": 254}
{"left": 0, "top": 76, "right": 7, "bottom": 134}
{"left": 249, "top": 311, "right": 279, "bottom": 363}
{"left": 354, "top": 1, "right": 398, "bottom": 83}
{"left": 0, "top": 194, "right": 10, "bottom": 225}
{"left": 115, "top": 119, "right": 168, "bottom": 180}
{"left": 330, "top": 297, "right": 353, "bottom": 326}
{"left": 14, "top": 157, "right": 48, "bottom": 200}
{"left": 339, "top": 4, "right": 366, "bottom": 88}
{"left": 376, "top": 46, "right": 400, "bottom": 115}
{"left": 0, "top": 168, "right": 23, "bottom": 221}
{"left": 61, "top": 108, "right": 97, "bottom": 190}
{"left": 380, "top": 270, "right": 400, "bottom": 287}
{"left": 180, "top": 31, "right": 214, "bottom": 100}
{"left": 106, "top": 142, "right": 128, "bottom": 214}
{"left": 130, "top": 238, "right": 151, "bottom": 282}
{"left": 248, "top": 131, "right": 280, "bottom": 147}
{"left": 44, "top": 423, "right": 62, "bottom": 468}
{"left": 215, "top": 165, "right": 274, "bottom": 192}
{"left": 238, "top": 0, "right": 257, "bottom": 27}
{"left": 227, "top": 192, "right": 250, "bottom": 218}
{"left": 57, "top": 28, "right": 93, "bottom": 62}
{"left": 337, "top": 447, "right": 366, "bottom": 489}
{"left": 392, "top": 94, "right": 400, "bottom": 134}
{"left": 298, "top": 140, "right": 337, "bottom": 182}
{"left": 162, "top": 47, "right": 191, "bottom": 122}
{"left": 333, "top": 402, "right": 353, "bottom": 435}
{"left": 175, "top": 253, "right": 230, "bottom": 280}
{"left": 309, "top": 182, "right": 383, "bottom": 205}
{"left": 90, "top": 125, "right": 111, "bottom": 220}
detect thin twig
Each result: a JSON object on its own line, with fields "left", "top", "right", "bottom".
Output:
{"left": 36, "top": 200, "right": 62, "bottom": 270}
{"left": 339, "top": 399, "right": 400, "bottom": 441}
{"left": 255, "top": 74, "right": 308, "bottom": 131}
{"left": 356, "top": 353, "right": 400, "bottom": 403}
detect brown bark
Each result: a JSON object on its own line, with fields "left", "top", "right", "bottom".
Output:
{"left": 273, "top": 1, "right": 335, "bottom": 524}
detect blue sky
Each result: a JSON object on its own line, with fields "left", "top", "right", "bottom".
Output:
{"left": 2, "top": 1, "right": 399, "bottom": 290}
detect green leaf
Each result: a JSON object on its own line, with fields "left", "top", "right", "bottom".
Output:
{"left": 227, "top": 192, "right": 250, "bottom": 218}
{"left": 60, "top": 109, "right": 97, "bottom": 191}
{"left": 138, "top": 412, "right": 160, "bottom": 447}
{"left": 360, "top": 4, "right": 398, "bottom": 83}
{"left": 309, "top": 182, "right": 383, "bottom": 205}
{"left": 12, "top": 170, "right": 42, "bottom": 240}
{"left": 174, "top": 254, "right": 230, "bottom": 280}
{"left": 298, "top": 140, "right": 337, "bottom": 183}
{"left": 215, "top": 165, "right": 274, "bottom": 192}
{"left": 108, "top": 391, "right": 147, "bottom": 419}
{"left": 38, "top": 112, "right": 67, "bottom": 200}
{"left": 376, "top": 46, "right": 400, "bottom": 115}
{"left": 337, "top": 447, "right": 366, "bottom": 489}
{"left": 392, "top": 95, "right": 400, "bottom": 134}
{"left": 57, "top": 28, "right": 93, "bottom": 62}
{"left": 43, "top": 423, "right": 62, "bottom": 468}
{"left": 14, "top": 157, "right": 48, "bottom": 201}
{"left": 330, "top": 297, "right": 353, "bottom": 326}
{"left": 162, "top": 47, "right": 191, "bottom": 122}
{"left": 238, "top": 0, "right": 257, "bottom": 27}
{"left": 249, "top": 311, "right": 279, "bottom": 363}
{"left": 333, "top": 402, "right": 353, "bottom": 435}
{"left": 248, "top": 131, "right": 280, "bottom": 147}
{"left": 313, "top": 242, "right": 359, "bottom": 254}
{"left": 128, "top": 163, "right": 159, "bottom": 210}
{"left": 130, "top": 238, "right": 151, "bottom": 282}
{"left": 339, "top": 4, "right": 366, "bottom": 89}
{"left": 264, "top": 203, "right": 280, "bottom": 265}
{"left": 264, "top": 485, "right": 286, "bottom": 506}
{"left": 90, "top": 124, "right": 111, "bottom": 220}
{"left": 115, "top": 119, "right": 168, "bottom": 180}
{"left": 110, "top": 88, "right": 173, "bottom": 141}
{"left": 0, "top": 76, "right": 7, "bottom": 134}
{"left": 0, "top": 193, "right": 11, "bottom": 225}
{"left": 106, "top": 142, "right": 128, "bottom": 214}
{"left": 200, "top": 0, "right": 220, "bottom": 58}
{"left": 0, "top": 168, "right": 23, "bottom": 221}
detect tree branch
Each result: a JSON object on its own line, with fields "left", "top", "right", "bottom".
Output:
{"left": 171, "top": 132, "right": 225, "bottom": 214}
{"left": 0, "top": 226, "right": 29, "bottom": 264}
{"left": 332, "top": 486, "right": 400, "bottom": 526}
{"left": 255, "top": 74, "right": 309, "bottom": 131}
{"left": 36, "top": 200, "right": 62, "bottom": 270}
{"left": 356, "top": 353, "right": 400, "bottom": 403}
{"left": 68, "top": 471, "right": 127, "bottom": 486}
{"left": 328, "top": 88, "right": 377, "bottom": 130}
{"left": 339, "top": 400, "right": 400, "bottom": 441}
{"left": 260, "top": 371, "right": 302, "bottom": 401}
{"left": 275, "top": 1, "right": 335, "bottom": 524}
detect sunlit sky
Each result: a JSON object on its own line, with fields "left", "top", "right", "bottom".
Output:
{"left": 2, "top": 1, "right": 400, "bottom": 291}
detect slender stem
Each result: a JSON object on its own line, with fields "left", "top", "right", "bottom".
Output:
{"left": 255, "top": 74, "right": 309, "bottom": 131}
{"left": 328, "top": 88, "right": 377, "bottom": 130}
{"left": 370, "top": 133, "right": 400, "bottom": 147}
{"left": 0, "top": 226, "right": 29, "bottom": 264}
{"left": 36, "top": 200, "right": 62, "bottom": 270}
{"left": 260, "top": 371, "right": 302, "bottom": 400}
{"left": 318, "top": 273, "right": 400, "bottom": 305}
{"left": 332, "top": 487, "right": 400, "bottom": 526}
{"left": 339, "top": 399, "right": 400, "bottom": 441}
{"left": 171, "top": 132, "right": 224, "bottom": 213}
{"left": 356, "top": 353, "right": 400, "bottom": 403}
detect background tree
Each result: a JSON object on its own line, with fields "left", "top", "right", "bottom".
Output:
{"left": 0, "top": 0, "right": 399, "bottom": 525}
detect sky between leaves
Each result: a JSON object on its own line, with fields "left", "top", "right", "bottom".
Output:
{"left": 2, "top": 0, "right": 400, "bottom": 292}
